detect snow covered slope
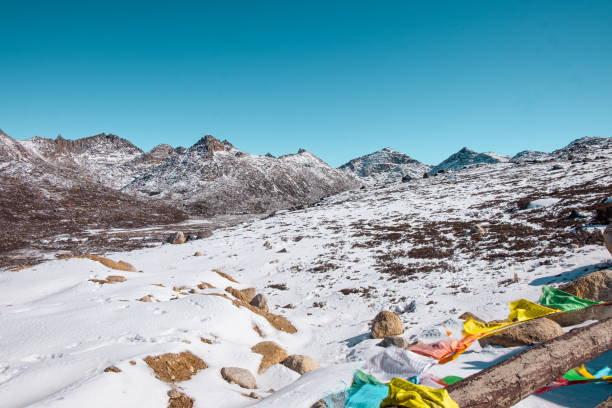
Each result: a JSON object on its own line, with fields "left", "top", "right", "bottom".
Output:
{"left": 428, "top": 147, "right": 509, "bottom": 175}
{"left": 1, "top": 136, "right": 611, "bottom": 408}
{"left": 19, "top": 134, "right": 176, "bottom": 189}
{"left": 339, "top": 147, "right": 431, "bottom": 184}
{"left": 124, "top": 135, "right": 361, "bottom": 215}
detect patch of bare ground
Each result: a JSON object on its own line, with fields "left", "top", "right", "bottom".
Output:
{"left": 143, "top": 351, "right": 207, "bottom": 383}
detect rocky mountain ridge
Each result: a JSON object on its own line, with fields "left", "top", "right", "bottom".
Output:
{"left": 339, "top": 147, "right": 431, "bottom": 183}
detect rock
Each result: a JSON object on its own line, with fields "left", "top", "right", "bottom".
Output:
{"left": 548, "top": 304, "right": 612, "bottom": 326}
{"left": 479, "top": 318, "right": 563, "bottom": 347}
{"left": 378, "top": 336, "right": 411, "bottom": 348}
{"left": 470, "top": 225, "right": 485, "bottom": 235}
{"left": 167, "top": 389, "right": 194, "bottom": 408}
{"left": 197, "top": 282, "right": 214, "bottom": 290}
{"left": 194, "top": 251, "right": 202, "bottom": 257}
{"left": 422, "top": 173, "right": 430, "bottom": 179}
{"left": 459, "top": 312, "right": 484, "bottom": 322}
{"left": 220, "top": 367, "right": 257, "bottom": 389}
{"left": 106, "top": 275, "right": 126, "bottom": 283}
{"left": 226, "top": 286, "right": 256, "bottom": 303}
{"left": 277, "top": 248, "right": 288, "bottom": 253}
{"left": 197, "top": 229, "right": 213, "bottom": 239}
{"left": 371, "top": 311, "right": 403, "bottom": 339}
{"left": 283, "top": 303, "right": 295, "bottom": 309}
{"left": 138, "top": 294, "right": 154, "bottom": 302}
{"left": 604, "top": 225, "right": 612, "bottom": 257}
{"left": 263, "top": 241, "right": 273, "bottom": 249}
{"left": 251, "top": 341, "right": 288, "bottom": 374}
{"left": 143, "top": 351, "right": 207, "bottom": 382}
{"left": 559, "top": 269, "right": 612, "bottom": 302}
{"left": 168, "top": 232, "right": 186, "bottom": 244}
{"left": 79, "top": 255, "right": 137, "bottom": 272}
{"left": 104, "top": 365, "right": 121, "bottom": 373}
{"left": 282, "top": 354, "right": 320, "bottom": 374}
{"left": 246, "top": 392, "right": 262, "bottom": 400}
{"left": 401, "top": 174, "right": 413, "bottom": 183}
{"left": 249, "top": 294, "right": 269, "bottom": 312}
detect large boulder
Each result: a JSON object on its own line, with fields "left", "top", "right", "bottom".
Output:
{"left": 282, "top": 355, "right": 320, "bottom": 375}
{"left": 548, "top": 305, "right": 612, "bottom": 327}
{"left": 479, "top": 318, "right": 563, "bottom": 347}
{"left": 144, "top": 351, "right": 207, "bottom": 382}
{"left": 559, "top": 269, "right": 612, "bottom": 302}
{"left": 249, "top": 294, "right": 269, "bottom": 313}
{"left": 371, "top": 311, "right": 403, "bottom": 339}
{"left": 251, "top": 341, "right": 288, "bottom": 374}
{"left": 220, "top": 367, "right": 256, "bottom": 389}
{"left": 167, "top": 232, "right": 186, "bottom": 244}
{"left": 604, "top": 224, "right": 612, "bottom": 257}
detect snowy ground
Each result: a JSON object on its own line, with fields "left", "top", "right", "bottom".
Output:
{"left": 1, "top": 157, "right": 611, "bottom": 408}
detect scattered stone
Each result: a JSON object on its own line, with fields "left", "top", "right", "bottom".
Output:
{"left": 144, "top": 351, "right": 207, "bottom": 382}
{"left": 225, "top": 286, "right": 256, "bottom": 303}
{"left": 200, "top": 337, "right": 213, "bottom": 344}
{"left": 378, "top": 336, "right": 411, "bottom": 348}
{"left": 214, "top": 269, "right": 238, "bottom": 283}
{"left": 277, "top": 248, "right": 288, "bottom": 253}
{"left": 263, "top": 241, "right": 273, "bottom": 249}
{"left": 194, "top": 251, "right": 202, "bottom": 257}
{"left": 371, "top": 311, "right": 403, "bottom": 339}
{"left": 129, "top": 360, "right": 136, "bottom": 365}
{"left": 250, "top": 294, "right": 269, "bottom": 313}
{"left": 138, "top": 294, "right": 154, "bottom": 302}
{"left": 422, "top": 173, "right": 430, "bottom": 179}
{"left": 251, "top": 341, "right": 288, "bottom": 374}
{"left": 283, "top": 303, "right": 295, "bottom": 309}
{"left": 104, "top": 365, "right": 121, "bottom": 373}
{"left": 311, "top": 400, "right": 328, "bottom": 408}
{"left": 246, "top": 392, "right": 262, "bottom": 400}
{"left": 604, "top": 224, "right": 612, "bottom": 257}
{"left": 196, "top": 229, "right": 213, "bottom": 239}
{"left": 282, "top": 354, "right": 320, "bottom": 374}
{"left": 470, "top": 225, "right": 486, "bottom": 235}
{"left": 167, "top": 388, "right": 194, "bottom": 408}
{"left": 401, "top": 174, "right": 413, "bottom": 183}
{"left": 479, "top": 318, "right": 563, "bottom": 347}
{"left": 197, "top": 282, "right": 214, "bottom": 290}
{"left": 253, "top": 324, "right": 265, "bottom": 337}
{"left": 220, "top": 367, "right": 257, "bottom": 389}
{"left": 173, "top": 285, "right": 188, "bottom": 292}
{"left": 78, "top": 255, "right": 137, "bottom": 272}
{"left": 459, "top": 312, "right": 484, "bottom": 322}
{"left": 167, "top": 232, "right": 186, "bottom": 245}
{"left": 90, "top": 275, "right": 127, "bottom": 284}
{"left": 559, "top": 269, "right": 612, "bottom": 302}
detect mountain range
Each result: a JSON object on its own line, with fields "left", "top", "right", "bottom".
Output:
{"left": 1, "top": 128, "right": 610, "bottom": 259}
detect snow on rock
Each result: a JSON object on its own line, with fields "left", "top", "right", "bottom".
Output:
{"left": 510, "top": 150, "right": 551, "bottom": 164}
{"left": 339, "top": 147, "right": 431, "bottom": 184}
{"left": 123, "top": 135, "right": 360, "bottom": 216}
{"left": 428, "top": 147, "right": 509, "bottom": 175}
{"left": 527, "top": 198, "right": 562, "bottom": 209}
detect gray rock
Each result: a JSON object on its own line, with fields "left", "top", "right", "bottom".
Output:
{"left": 378, "top": 336, "right": 410, "bottom": 348}
{"left": 220, "top": 367, "right": 256, "bottom": 389}
{"left": 282, "top": 354, "right": 320, "bottom": 374}
{"left": 167, "top": 231, "right": 186, "bottom": 244}
{"left": 250, "top": 294, "right": 269, "bottom": 312}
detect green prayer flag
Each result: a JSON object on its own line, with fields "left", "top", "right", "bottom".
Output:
{"left": 538, "top": 286, "right": 599, "bottom": 312}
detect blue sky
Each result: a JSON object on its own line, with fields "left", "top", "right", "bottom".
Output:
{"left": 1, "top": 1, "right": 611, "bottom": 166}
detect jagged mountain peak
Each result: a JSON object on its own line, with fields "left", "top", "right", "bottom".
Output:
{"left": 191, "top": 135, "right": 233, "bottom": 153}
{"left": 429, "top": 147, "right": 508, "bottom": 175}
{"left": 339, "top": 147, "right": 431, "bottom": 183}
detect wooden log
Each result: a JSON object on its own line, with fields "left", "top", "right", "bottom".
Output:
{"left": 446, "top": 318, "right": 612, "bottom": 408}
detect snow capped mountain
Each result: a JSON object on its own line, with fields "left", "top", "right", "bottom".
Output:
{"left": 124, "top": 135, "right": 361, "bottom": 215}
{"left": 551, "top": 136, "right": 612, "bottom": 160}
{"left": 428, "top": 147, "right": 509, "bottom": 175}
{"left": 510, "top": 150, "right": 551, "bottom": 163}
{"left": 339, "top": 147, "right": 431, "bottom": 183}
{"left": 18, "top": 133, "right": 175, "bottom": 189}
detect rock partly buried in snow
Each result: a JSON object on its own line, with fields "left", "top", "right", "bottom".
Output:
{"left": 604, "top": 224, "right": 612, "bottom": 257}
{"left": 282, "top": 354, "right": 320, "bottom": 375}
{"left": 79, "top": 255, "right": 137, "bottom": 272}
{"left": 138, "top": 294, "right": 154, "bottom": 302}
{"left": 143, "top": 351, "right": 207, "bottom": 382}
{"left": 459, "top": 312, "right": 485, "bottom": 322}
{"left": 226, "top": 287, "right": 256, "bottom": 303}
{"left": 194, "top": 251, "right": 202, "bottom": 257}
{"left": 251, "top": 341, "right": 288, "bottom": 374}
{"left": 479, "top": 318, "right": 563, "bottom": 347}
{"left": 249, "top": 293, "right": 269, "bottom": 312}
{"left": 371, "top": 311, "right": 403, "bottom": 339}
{"left": 379, "top": 336, "right": 411, "bottom": 348}
{"left": 167, "top": 388, "right": 194, "bottom": 408}
{"left": 103, "top": 365, "right": 121, "bottom": 373}
{"left": 104, "top": 275, "right": 126, "bottom": 283}
{"left": 167, "top": 232, "right": 186, "bottom": 244}
{"left": 220, "top": 367, "right": 257, "bottom": 389}
{"left": 559, "top": 269, "right": 612, "bottom": 302}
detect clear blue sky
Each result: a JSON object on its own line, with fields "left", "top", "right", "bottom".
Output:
{"left": 1, "top": 1, "right": 611, "bottom": 166}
